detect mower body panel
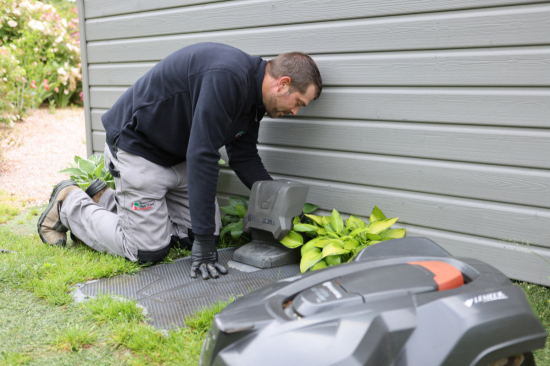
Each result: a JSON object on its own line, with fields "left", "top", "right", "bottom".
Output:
{"left": 200, "top": 238, "right": 546, "bottom": 366}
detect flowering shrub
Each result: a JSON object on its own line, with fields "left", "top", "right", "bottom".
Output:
{"left": 0, "top": 0, "right": 82, "bottom": 123}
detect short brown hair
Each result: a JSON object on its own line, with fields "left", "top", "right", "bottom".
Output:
{"left": 266, "top": 52, "right": 322, "bottom": 99}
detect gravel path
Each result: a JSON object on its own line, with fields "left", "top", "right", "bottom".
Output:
{"left": 0, "top": 107, "right": 87, "bottom": 205}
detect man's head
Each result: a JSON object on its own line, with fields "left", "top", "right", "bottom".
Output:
{"left": 262, "top": 52, "right": 322, "bottom": 118}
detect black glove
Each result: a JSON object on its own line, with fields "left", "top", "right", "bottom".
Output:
{"left": 190, "top": 234, "right": 228, "bottom": 279}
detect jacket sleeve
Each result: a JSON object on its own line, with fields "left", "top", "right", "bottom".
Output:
{"left": 225, "top": 121, "right": 272, "bottom": 189}
{"left": 186, "top": 70, "right": 244, "bottom": 236}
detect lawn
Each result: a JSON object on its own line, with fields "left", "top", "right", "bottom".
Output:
{"left": 0, "top": 193, "right": 549, "bottom": 365}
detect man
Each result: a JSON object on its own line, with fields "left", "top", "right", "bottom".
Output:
{"left": 37, "top": 42, "right": 322, "bottom": 279}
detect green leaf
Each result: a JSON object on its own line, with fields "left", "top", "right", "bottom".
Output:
{"left": 366, "top": 233, "right": 381, "bottom": 241}
{"left": 311, "top": 260, "right": 327, "bottom": 271}
{"left": 326, "top": 231, "right": 340, "bottom": 239}
{"left": 325, "top": 255, "right": 342, "bottom": 266}
{"left": 220, "top": 221, "right": 240, "bottom": 238}
{"left": 77, "top": 182, "right": 91, "bottom": 189}
{"left": 304, "top": 214, "right": 323, "bottom": 226}
{"left": 78, "top": 159, "right": 95, "bottom": 176}
{"left": 94, "top": 161, "right": 104, "bottom": 178}
{"left": 218, "top": 159, "right": 226, "bottom": 165}
{"left": 228, "top": 196, "right": 248, "bottom": 209}
{"left": 59, "top": 167, "right": 87, "bottom": 176}
{"left": 293, "top": 216, "right": 301, "bottom": 226}
{"left": 317, "top": 228, "right": 326, "bottom": 235}
{"left": 280, "top": 231, "right": 304, "bottom": 249}
{"left": 235, "top": 204, "right": 247, "bottom": 218}
{"left": 380, "top": 228, "right": 406, "bottom": 239}
{"left": 322, "top": 240, "right": 349, "bottom": 258}
{"left": 330, "top": 209, "right": 344, "bottom": 233}
{"left": 349, "top": 226, "right": 370, "bottom": 237}
{"left": 300, "top": 248, "right": 322, "bottom": 273}
{"left": 74, "top": 155, "right": 82, "bottom": 164}
{"left": 220, "top": 205, "right": 238, "bottom": 216}
{"left": 89, "top": 154, "right": 98, "bottom": 163}
{"left": 303, "top": 203, "right": 319, "bottom": 214}
{"left": 345, "top": 215, "right": 366, "bottom": 229}
{"left": 369, "top": 205, "right": 386, "bottom": 223}
{"left": 293, "top": 224, "right": 318, "bottom": 233}
{"left": 230, "top": 221, "right": 244, "bottom": 239}
{"left": 344, "top": 239, "right": 360, "bottom": 251}
{"left": 301, "top": 240, "right": 320, "bottom": 257}
{"left": 368, "top": 218, "right": 398, "bottom": 235}
{"left": 321, "top": 216, "right": 330, "bottom": 226}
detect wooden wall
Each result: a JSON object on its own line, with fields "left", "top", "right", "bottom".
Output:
{"left": 77, "top": 0, "right": 550, "bottom": 285}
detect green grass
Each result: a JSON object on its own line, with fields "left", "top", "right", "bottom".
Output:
{"left": 1, "top": 198, "right": 549, "bottom": 365}
{"left": 52, "top": 325, "right": 99, "bottom": 352}
{"left": 0, "top": 197, "right": 234, "bottom": 365}
{"left": 517, "top": 282, "right": 550, "bottom": 364}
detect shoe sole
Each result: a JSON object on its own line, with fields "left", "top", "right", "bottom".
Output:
{"left": 37, "top": 180, "right": 78, "bottom": 245}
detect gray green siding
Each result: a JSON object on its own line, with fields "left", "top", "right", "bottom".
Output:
{"left": 77, "top": 0, "right": 550, "bottom": 285}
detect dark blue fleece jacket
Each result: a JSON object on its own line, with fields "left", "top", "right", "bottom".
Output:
{"left": 101, "top": 43, "right": 272, "bottom": 236}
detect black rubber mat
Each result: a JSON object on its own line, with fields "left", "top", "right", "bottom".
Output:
{"left": 77, "top": 248, "right": 300, "bottom": 329}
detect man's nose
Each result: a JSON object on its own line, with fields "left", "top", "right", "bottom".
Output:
{"left": 290, "top": 107, "right": 300, "bottom": 115}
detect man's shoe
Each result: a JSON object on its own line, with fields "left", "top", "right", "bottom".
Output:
{"left": 85, "top": 178, "right": 108, "bottom": 203}
{"left": 37, "top": 180, "right": 79, "bottom": 246}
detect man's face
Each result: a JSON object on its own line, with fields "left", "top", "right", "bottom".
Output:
{"left": 264, "top": 80, "right": 317, "bottom": 119}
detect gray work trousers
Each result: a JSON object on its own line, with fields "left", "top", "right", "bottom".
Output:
{"left": 59, "top": 144, "right": 221, "bottom": 262}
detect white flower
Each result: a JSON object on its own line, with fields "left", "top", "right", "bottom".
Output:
{"left": 13, "top": 9, "right": 21, "bottom": 16}
{"left": 7, "top": 20, "right": 17, "bottom": 28}
{"left": 64, "top": 89, "right": 69, "bottom": 95}
{"left": 43, "top": 4, "right": 52, "bottom": 10}
{"left": 61, "top": 18, "right": 67, "bottom": 28}
{"left": 28, "top": 20, "right": 45, "bottom": 32}
{"left": 9, "top": 44, "right": 16, "bottom": 49}
{"left": 57, "top": 67, "right": 66, "bottom": 75}
{"left": 3, "top": 78, "right": 7, "bottom": 82}
{"left": 55, "top": 36, "right": 63, "bottom": 44}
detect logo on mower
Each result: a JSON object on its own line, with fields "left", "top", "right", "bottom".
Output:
{"left": 464, "top": 291, "right": 508, "bottom": 307}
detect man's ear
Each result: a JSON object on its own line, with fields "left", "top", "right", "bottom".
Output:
{"left": 277, "top": 76, "right": 291, "bottom": 92}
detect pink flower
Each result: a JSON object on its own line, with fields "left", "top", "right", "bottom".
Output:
{"left": 30, "top": 80, "right": 36, "bottom": 89}
{"left": 21, "top": 77, "right": 26, "bottom": 83}
{"left": 54, "top": 87, "right": 59, "bottom": 93}
{"left": 79, "top": 91, "right": 83, "bottom": 101}
{"left": 43, "top": 78, "right": 50, "bottom": 90}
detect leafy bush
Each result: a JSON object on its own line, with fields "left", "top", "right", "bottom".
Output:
{"left": 280, "top": 206, "right": 405, "bottom": 272}
{"left": 0, "top": 0, "right": 82, "bottom": 122}
{"left": 59, "top": 154, "right": 115, "bottom": 190}
{"left": 0, "top": 45, "right": 27, "bottom": 125}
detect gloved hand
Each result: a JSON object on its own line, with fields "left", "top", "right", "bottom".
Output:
{"left": 190, "top": 234, "right": 228, "bottom": 279}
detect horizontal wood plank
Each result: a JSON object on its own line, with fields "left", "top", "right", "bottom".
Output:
{"left": 217, "top": 170, "right": 550, "bottom": 247}
{"left": 89, "top": 109, "right": 550, "bottom": 169}
{"left": 83, "top": 0, "right": 221, "bottom": 19}
{"left": 87, "top": 47, "right": 550, "bottom": 87}
{"left": 86, "top": 4, "right": 550, "bottom": 63}
{"left": 91, "top": 109, "right": 107, "bottom": 130}
{"left": 89, "top": 86, "right": 550, "bottom": 127}
{"left": 220, "top": 145, "right": 550, "bottom": 208}
{"left": 258, "top": 118, "right": 550, "bottom": 169}
{"left": 85, "top": 0, "right": 544, "bottom": 41}
{"left": 92, "top": 130, "right": 106, "bottom": 151}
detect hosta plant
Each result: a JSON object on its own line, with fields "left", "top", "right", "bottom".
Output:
{"left": 59, "top": 155, "right": 115, "bottom": 190}
{"left": 220, "top": 196, "right": 319, "bottom": 241}
{"left": 280, "top": 206, "right": 405, "bottom": 273}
